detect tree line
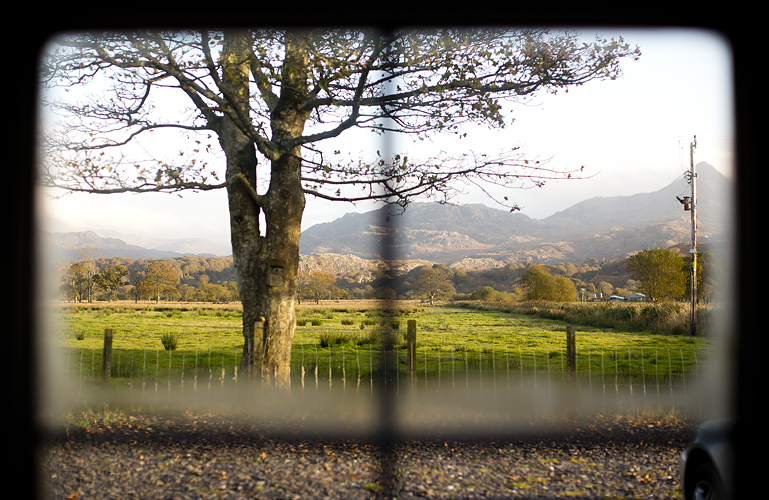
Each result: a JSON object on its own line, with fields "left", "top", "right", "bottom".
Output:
{"left": 296, "top": 246, "right": 722, "bottom": 305}
{"left": 59, "top": 248, "right": 238, "bottom": 303}
{"left": 58, "top": 245, "right": 721, "bottom": 306}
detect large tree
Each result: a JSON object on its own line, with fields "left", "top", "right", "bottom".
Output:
{"left": 298, "top": 271, "right": 337, "bottom": 304}
{"left": 412, "top": 267, "right": 455, "bottom": 305}
{"left": 40, "top": 28, "right": 639, "bottom": 385}
{"left": 74, "top": 245, "right": 98, "bottom": 303}
{"left": 626, "top": 247, "right": 687, "bottom": 302}
{"left": 139, "top": 261, "right": 180, "bottom": 302}
{"left": 696, "top": 251, "right": 721, "bottom": 304}
{"left": 517, "top": 264, "right": 576, "bottom": 302}
{"left": 93, "top": 264, "right": 129, "bottom": 301}
{"left": 61, "top": 262, "right": 86, "bottom": 302}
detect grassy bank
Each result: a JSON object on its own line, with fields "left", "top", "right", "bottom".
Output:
{"left": 455, "top": 300, "right": 719, "bottom": 337}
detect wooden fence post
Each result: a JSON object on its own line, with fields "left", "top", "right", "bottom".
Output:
{"left": 407, "top": 320, "right": 417, "bottom": 380}
{"left": 101, "top": 328, "right": 113, "bottom": 385}
{"left": 566, "top": 326, "right": 576, "bottom": 379}
{"left": 564, "top": 325, "right": 579, "bottom": 416}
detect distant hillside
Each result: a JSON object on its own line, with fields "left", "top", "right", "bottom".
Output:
{"left": 95, "top": 229, "right": 228, "bottom": 256}
{"left": 299, "top": 253, "right": 433, "bottom": 282}
{"left": 540, "top": 161, "right": 731, "bottom": 237}
{"left": 299, "top": 162, "right": 731, "bottom": 266}
{"left": 300, "top": 203, "right": 538, "bottom": 260}
{"left": 43, "top": 230, "right": 229, "bottom": 262}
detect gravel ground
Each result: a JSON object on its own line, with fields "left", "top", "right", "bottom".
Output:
{"left": 40, "top": 411, "right": 696, "bottom": 499}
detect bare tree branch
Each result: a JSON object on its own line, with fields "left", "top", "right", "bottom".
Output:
{"left": 43, "top": 29, "right": 637, "bottom": 200}
{"left": 298, "top": 148, "right": 591, "bottom": 211}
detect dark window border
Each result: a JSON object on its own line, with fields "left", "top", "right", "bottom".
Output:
{"left": 12, "top": 10, "right": 761, "bottom": 500}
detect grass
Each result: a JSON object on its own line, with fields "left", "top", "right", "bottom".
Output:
{"left": 54, "top": 300, "right": 713, "bottom": 388}
{"left": 58, "top": 302, "right": 245, "bottom": 386}
{"left": 460, "top": 300, "right": 720, "bottom": 337}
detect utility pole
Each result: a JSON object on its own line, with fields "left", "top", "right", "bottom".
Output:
{"left": 676, "top": 136, "right": 698, "bottom": 335}
{"left": 688, "top": 136, "right": 698, "bottom": 336}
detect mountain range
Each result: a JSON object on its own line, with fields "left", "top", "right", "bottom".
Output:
{"left": 43, "top": 162, "right": 731, "bottom": 268}
{"left": 298, "top": 161, "right": 731, "bottom": 266}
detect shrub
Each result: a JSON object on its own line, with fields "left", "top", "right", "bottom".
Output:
{"left": 381, "top": 318, "right": 400, "bottom": 330}
{"left": 319, "top": 332, "right": 354, "bottom": 348}
{"left": 160, "top": 333, "right": 178, "bottom": 351}
{"left": 470, "top": 286, "right": 496, "bottom": 301}
{"left": 358, "top": 330, "right": 379, "bottom": 345}
{"left": 320, "top": 330, "right": 380, "bottom": 348}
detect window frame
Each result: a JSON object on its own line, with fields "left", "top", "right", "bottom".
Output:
{"left": 12, "top": 12, "right": 761, "bottom": 500}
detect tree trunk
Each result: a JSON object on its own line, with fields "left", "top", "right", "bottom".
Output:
{"left": 218, "top": 31, "right": 264, "bottom": 380}
{"left": 220, "top": 30, "right": 308, "bottom": 388}
{"left": 258, "top": 156, "right": 304, "bottom": 385}
{"left": 224, "top": 131, "right": 264, "bottom": 379}
{"left": 255, "top": 31, "right": 308, "bottom": 386}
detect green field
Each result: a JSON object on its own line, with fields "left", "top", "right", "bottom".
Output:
{"left": 55, "top": 301, "right": 713, "bottom": 392}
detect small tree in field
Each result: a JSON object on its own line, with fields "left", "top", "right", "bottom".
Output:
{"left": 688, "top": 251, "right": 721, "bottom": 304}
{"left": 517, "top": 264, "right": 576, "bottom": 302}
{"left": 470, "top": 286, "right": 497, "bottom": 301}
{"left": 413, "top": 268, "right": 455, "bottom": 305}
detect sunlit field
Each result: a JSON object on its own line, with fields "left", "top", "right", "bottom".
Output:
{"left": 54, "top": 300, "right": 713, "bottom": 391}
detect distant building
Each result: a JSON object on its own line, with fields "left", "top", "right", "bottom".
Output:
{"left": 587, "top": 292, "right": 650, "bottom": 303}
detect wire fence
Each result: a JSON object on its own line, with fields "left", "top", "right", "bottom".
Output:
{"left": 62, "top": 341, "right": 712, "bottom": 412}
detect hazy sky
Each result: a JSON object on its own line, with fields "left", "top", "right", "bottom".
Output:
{"left": 38, "top": 27, "right": 735, "bottom": 255}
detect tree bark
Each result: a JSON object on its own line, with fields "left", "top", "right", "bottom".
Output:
{"left": 256, "top": 31, "right": 309, "bottom": 386}
{"left": 258, "top": 152, "right": 305, "bottom": 386}
{"left": 218, "top": 32, "right": 263, "bottom": 380}
{"left": 223, "top": 123, "right": 264, "bottom": 379}
{"left": 220, "top": 30, "right": 308, "bottom": 387}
